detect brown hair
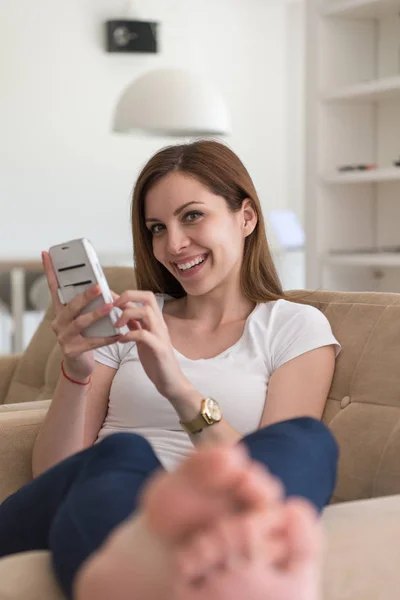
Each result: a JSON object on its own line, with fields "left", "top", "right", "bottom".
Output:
{"left": 131, "top": 139, "right": 285, "bottom": 303}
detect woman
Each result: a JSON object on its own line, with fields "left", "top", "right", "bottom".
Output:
{"left": 0, "top": 140, "right": 339, "bottom": 599}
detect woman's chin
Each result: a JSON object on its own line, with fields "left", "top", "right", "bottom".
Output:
{"left": 181, "top": 279, "right": 216, "bottom": 297}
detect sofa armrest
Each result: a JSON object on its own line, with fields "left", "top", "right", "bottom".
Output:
{"left": 322, "top": 495, "right": 400, "bottom": 600}
{"left": 0, "top": 403, "right": 48, "bottom": 502}
{"left": 0, "top": 398, "right": 51, "bottom": 413}
{"left": 0, "top": 354, "right": 21, "bottom": 404}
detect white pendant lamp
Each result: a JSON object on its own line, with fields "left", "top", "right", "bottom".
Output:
{"left": 113, "top": 68, "right": 231, "bottom": 136}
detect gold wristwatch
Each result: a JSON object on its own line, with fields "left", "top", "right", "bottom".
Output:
{"left": 180, "top": 398, "right": 222, "bottom": 434}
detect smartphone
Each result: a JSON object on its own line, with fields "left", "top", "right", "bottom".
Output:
{"left": 49, "top": 238, "right": 128, "bottom": 338}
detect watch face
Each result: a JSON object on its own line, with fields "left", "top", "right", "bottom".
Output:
{"left": 205, "top": 398, "right": 222, "bottom": 421}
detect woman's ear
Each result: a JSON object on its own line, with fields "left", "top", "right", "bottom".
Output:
{"left": 242, "top": 198, "right": 258, "bottom": 237}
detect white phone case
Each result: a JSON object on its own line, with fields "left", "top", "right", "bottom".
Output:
{"left": 49, "top": 238, "right": 128, "bottom": 338}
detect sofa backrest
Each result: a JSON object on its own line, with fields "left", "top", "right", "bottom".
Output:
{"left": 294, "top": 289, "right": 400, "bottom": 503}
{"left": 3, "top": 267, "right": 400, "bottom": 505}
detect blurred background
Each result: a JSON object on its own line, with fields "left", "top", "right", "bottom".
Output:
{"left": 0, "top": 0, "right": 306, "bottom": 353}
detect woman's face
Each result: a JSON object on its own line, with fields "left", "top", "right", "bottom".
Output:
{"left": 144, "top": 172, "right": 257, "bottom": 297}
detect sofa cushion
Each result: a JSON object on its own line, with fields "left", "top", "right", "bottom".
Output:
{"left": 322, "top": 494, "right": 400, "bottom": 600}
{"left": 0, "top": 551, "right": 65, "bottom": 600}
{"left": 0, "top": 405, "right": 50, "bottom": 502}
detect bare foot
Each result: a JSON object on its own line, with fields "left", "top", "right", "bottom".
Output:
{"left": 74, "top": 444, "right": 257, "bottom": 600}
{"left": 74, "top": 445, "right": 321, "bottom": 600}
{"left": 174, "top": 497, "right": 322, "bottom": 600}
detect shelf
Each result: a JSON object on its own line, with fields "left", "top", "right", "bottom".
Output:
{"left": 324, "top": 252, "right": 400, "bottom": 267}
{"left": 322, "top": 75, "right": 400, "bottom": 103}
{"left": 322, "top": 0, "right": 400, "bottom": 19}
{"left": 308, "top": 1, "right": 400, "bottom": 290}
{"left": 322, "top": 167, "right": 400, "bottom": 183}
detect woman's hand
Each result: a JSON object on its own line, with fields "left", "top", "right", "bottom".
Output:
{"left": 42, "top": 251, "right": 120, "bottom": 382}
{"left": 113, "top": 291, "right": 194, "bottom": 401}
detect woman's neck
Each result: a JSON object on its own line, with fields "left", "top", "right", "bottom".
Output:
{"left": 174, "top": 289, "right": 255, "bottom": 329}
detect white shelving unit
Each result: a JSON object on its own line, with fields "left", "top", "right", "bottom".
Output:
{"left": 322, "top": 167, "right": 400, "bottom": 183}
{"left": 322, "top": 75, "right": 400, "bottom": 102}
{"left": 323, "top": 252, "right": 400, "bottom": 267}
{"left": 305, "top": 0, "right": 400, "bottom": 292}
{"left": 323, "top": 0, "right": 400, "bottom": 19}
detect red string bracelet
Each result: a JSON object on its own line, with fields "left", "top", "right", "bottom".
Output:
{"left": 61, "top": 361, "right": 91, "bottom": 386}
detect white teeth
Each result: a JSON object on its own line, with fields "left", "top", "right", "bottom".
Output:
{"left": 177, "top": 256, "right": 206, "bottom": 271}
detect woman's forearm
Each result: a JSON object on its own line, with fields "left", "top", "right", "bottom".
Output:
{"left": 169, "top": 387, "right": 242, "bottom": 447}
{"left": 32, "top": 374, "right": 89, "bottom": 477}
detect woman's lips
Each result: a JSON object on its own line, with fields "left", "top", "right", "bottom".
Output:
{"left": 174, "top": 254, "right": 209, "bottom": 278}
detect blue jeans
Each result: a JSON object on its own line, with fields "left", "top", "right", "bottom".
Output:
{"left": 0, "top": 417, "right": 338, "bottom": 599}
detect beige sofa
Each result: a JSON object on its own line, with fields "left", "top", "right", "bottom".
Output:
{"left": 1, "top": 267, "right": 400, "bottom": 599}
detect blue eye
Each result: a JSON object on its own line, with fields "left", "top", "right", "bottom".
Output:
{"left": 184, "top": 210, "right": 204, "bottom": 222}
{"left": 149, "top": 223, "right": 165, "bottom": 235}
{"left": 148, "top": 211, "right": 203, "bottom": 235}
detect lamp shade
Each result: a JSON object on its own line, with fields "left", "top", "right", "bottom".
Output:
{"left": 113, "top": 68, "right": 231, "bottom": 136}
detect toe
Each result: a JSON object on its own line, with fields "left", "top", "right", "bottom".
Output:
{"left": 216, "top": 510, "right": 287, "bottom": 566}
{"left": 190, "top": 563, "right": 269, "bottom": 600}
{"left": 284, "top": 498, "right": 322, "bottom": 574}
{"left": 176, "top": 506, "right": 287, "bottom": 584}
{"left": 234, "top": 462, "right": 284, "bottom": 511}
{"left": 176, "top": 533, "right": 224, "bottom": 581}
{"left": 175, "top": 444, "right": 250, "bottom": 492}
{"left": 140, "top": 445, "right": 251, "bottom": 543}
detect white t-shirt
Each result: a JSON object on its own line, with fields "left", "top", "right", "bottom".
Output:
{"left": 95, "top": 296, "right": 341, "bottom": 471}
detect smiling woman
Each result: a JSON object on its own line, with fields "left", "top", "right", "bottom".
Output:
{"left": 0, "top": 139, "right": 340, "bottom": 600}
{"left": 142, "top": 171, "right": 260, "bottom": 299}
{"left": 131, "top": 140, "right": 284, "bottom": 302}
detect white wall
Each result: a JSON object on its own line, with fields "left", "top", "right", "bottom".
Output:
{"left": 0, "top": 0, "right": 287, "bottom": 261}
{"left": 268, "top": 0, "right": 306, "bottom": 291}
{"left": 285, "top": 0, "right": 305, "bottom": 224}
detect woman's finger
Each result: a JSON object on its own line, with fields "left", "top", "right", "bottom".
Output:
{"left": 67, "top": 303, "right": 115, "bottom": 336}
{"left": 115, "top": 290, "right": 160, "bottom": 314}
{"left": 114, "top": 303, "right": 158, "bottom": 331}
{"left": 41, "top": 251, "right": 63, "bottom": 311}
{"left": 57, "top": 284, "right": 101, "bottom": 327}
{"left": 117, "top": 327, "right": 159, "bottom": 349}
{"left": 86, "top": 335, "right": 122, "bottom": 350}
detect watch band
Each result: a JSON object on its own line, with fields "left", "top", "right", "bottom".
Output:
{"left": 180, "top": 413, "right": 207, "bottom": 434}
{"left": 180, "top": 398, "right": 222, "bottom": 434}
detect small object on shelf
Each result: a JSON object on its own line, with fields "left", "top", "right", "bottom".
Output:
{"left": 338, "top": 164, "right": 376, "bottom": 172}
{"left": 356, "top": 164, "right": 376, "bottom": 171}
{"left": 393, "top": 158, "right": 400, "bottom": 167}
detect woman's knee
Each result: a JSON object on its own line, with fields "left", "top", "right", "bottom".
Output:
{"left": 277, "top": 417, "right": 338, "bottom": 456}
{"left": 243, "top": 417, "right": 339, "bottom": 462}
